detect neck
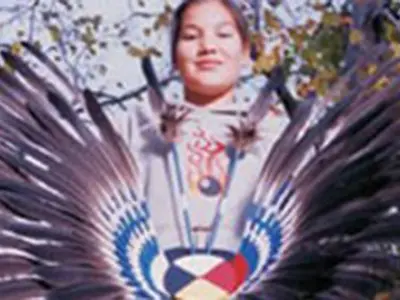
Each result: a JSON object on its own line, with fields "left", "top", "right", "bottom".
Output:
{"left": 184, "top": 87, "right": 235, "bottom": 108}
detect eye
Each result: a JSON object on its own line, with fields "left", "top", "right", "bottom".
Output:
{"left": 180, "top": 28, "right": 200, "bottom": 41}
{"left": 181, "top": 33, "right": 198, "bottom": 40}
{"left": 217, "top": 24, "right": 236, "bottom": 38}
{"left": 217, "top": 32, "right": 233, "bottom": 38}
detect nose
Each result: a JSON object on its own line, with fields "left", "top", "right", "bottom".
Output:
{"left": 198, "top": 34, "right": 218, "bottom": 55}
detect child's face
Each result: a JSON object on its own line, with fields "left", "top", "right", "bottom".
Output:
{"left": 175, "top": 0, "right": 249, "bottom": 101}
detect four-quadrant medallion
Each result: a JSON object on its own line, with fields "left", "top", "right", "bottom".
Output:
{"left": 151, "top": 252, "right": 249, "bottom": 299}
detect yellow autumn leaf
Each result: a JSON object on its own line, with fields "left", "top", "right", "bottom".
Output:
{"left": 127, "top": 46, "right": 148, "bottom": 58}
{"left": 385, "top": 22, "right": 400, "bottom": 43}
{"left": 153, "top": 11, "right": 171, "bottom": 30}
{"left": 321, "top": 69, "right": 337, "bottom": 80}
{"left": 264, "top": 10, "right": 281, "bottom": 31}
{"left": 310, "top": 77, "right": 322, "bottom": 95}
{"left": 367, "top": 64, "right": 377, "bottom": 75}
{"left": 253, "top": 46, "right": 280, "bottom": 73}
{"left": 391, "top": 42, "right": 400, "bottom": 57}
{"left": 3, "top": 43, "right": 21, "bottom": 72}
{"left": 386, "top": 23, "right": 395, "bottom": 41}
{"left": 10, "top": 42, "right": 22, "bottom": 55}
{"left": 48, "top": 25, "right": 61, "bottom": 42}
{"left": 288, "top": 28, "right": 307, "bottom": 51}
{"left": 349, "top": 29, "right": 363, "bottom": 45}
{"left": 373, "top": 76, "right": 390, "bottom": 90}
{"left": 310, "top": 69, "right": 336, "bottom": 95}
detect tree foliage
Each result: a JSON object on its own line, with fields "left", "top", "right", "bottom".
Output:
{"left": 0, "top": 0, "right": 400, "bottom": 110}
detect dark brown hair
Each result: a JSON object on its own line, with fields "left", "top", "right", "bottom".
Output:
{"left": 170, "top": 0, "right": 250, "bottom": 66}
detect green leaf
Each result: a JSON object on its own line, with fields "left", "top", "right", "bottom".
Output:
{"left": 48, "top": 25, "right": 61, "bottom": 42}
{"left": 322, "top": 12, "right": 341, "bottom": 27}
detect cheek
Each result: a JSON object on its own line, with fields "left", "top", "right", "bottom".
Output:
{"left": 175, "top": 43, "right": 196, "bottom": 68}
{"left": 222, "top": 41, "right": 246, "bottom": 62}
{"left": 221, "top": 48, "right": 245, "bottom": 76}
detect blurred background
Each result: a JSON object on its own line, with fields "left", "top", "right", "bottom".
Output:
{"left": 1, "top": 1, "right": 400, "bottom": 112}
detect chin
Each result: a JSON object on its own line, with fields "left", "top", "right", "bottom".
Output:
{"left": 193, "top": 78, "right": 233, "bottom": 92}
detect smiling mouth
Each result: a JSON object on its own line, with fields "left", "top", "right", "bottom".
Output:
{"left": 196, "top": 61, "right": 222, "bottom": 70}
